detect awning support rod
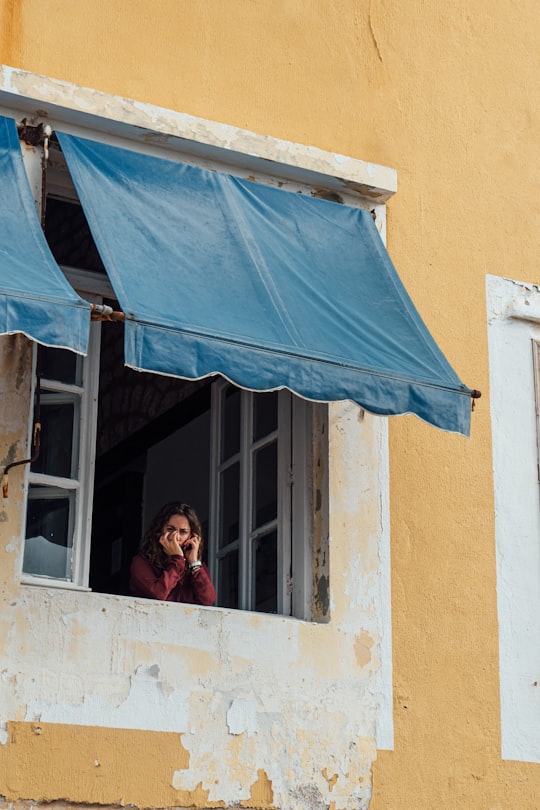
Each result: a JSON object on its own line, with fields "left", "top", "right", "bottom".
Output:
{"left": 90, "top": 303, "right": 125, "bottom": 322}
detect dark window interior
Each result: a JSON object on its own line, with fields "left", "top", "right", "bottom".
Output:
{"left": 44, "top": 196, "right": 212, "bottom": 596}
{"left": 45, "top": 197, "right": 106, "bottom": 273}
{"left": 90, "top": 320, "right": 211, "bottom": 595}
{"left": 41, "top": 194, "right": 292, "bottom": 614}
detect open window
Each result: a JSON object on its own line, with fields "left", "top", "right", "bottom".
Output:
{"left": 1, "top": 108, "right": 469, "bottom": 625}
{"left": 210, "top": 380, "right": 311, "bottom": 614}
{"left": 21, "top": 186, "right": 321, "bottom": 618}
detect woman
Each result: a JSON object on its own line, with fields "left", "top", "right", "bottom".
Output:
{"left": 130, "top": 502, "right": 216, "bottom": 606}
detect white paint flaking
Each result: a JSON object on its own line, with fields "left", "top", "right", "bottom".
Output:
{"left": 328, "top": 402, "right": 393, "bottom": 749}
{"left": 25, "top": 664, "right": 190, "bottom": 732}
{"left": 226, "top": 698, "right": 257, "bottom": 736}
{"left": 1, "top": 314, "right": 392, "bottom": 806}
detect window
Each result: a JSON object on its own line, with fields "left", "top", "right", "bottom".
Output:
{"left": 24, "top": 343, "right": 97, "bottom": 584}
{"left": 487, "top": 274, "right": 540, "bottom": 762}
{"left": 210, "top": 381, "right": 310, "bottom": 614}
{"left": 0, "top": 74, "right": 397, "bottom": 753}
{"left": 21, "top": 191, "right": 320, "bottom": 617}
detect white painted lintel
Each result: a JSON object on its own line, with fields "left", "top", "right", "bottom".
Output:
{"left": 0, "top": 64, "right": 397, "bottom": 203}
{"left": 506, "top": 300, "right": 540, "bottom": 324}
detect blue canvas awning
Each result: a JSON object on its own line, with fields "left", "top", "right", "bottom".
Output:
{"left": 58, "top": 131, "right": 471, "bottom": 435}
{"left": 0, "top": 116, "right": 89, "bottom": 353}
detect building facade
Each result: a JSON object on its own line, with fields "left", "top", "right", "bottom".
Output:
{"left": 0, "top": 2, "right": 539, "bottom": 809}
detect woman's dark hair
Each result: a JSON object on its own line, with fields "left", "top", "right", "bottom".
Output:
{"left": 140, "top": 502, "right": 203, "bottom": 571}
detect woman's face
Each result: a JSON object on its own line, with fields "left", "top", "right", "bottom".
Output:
{"left": 162, "top": 513, "right": 191, "bottom": 545}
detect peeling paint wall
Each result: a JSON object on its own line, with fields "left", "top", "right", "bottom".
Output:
{"left": 0, "top": 328, "right": 388, "bottom": 809}
{"left": 1, "top": 1, "right": 540, "bottom": 809}
{"left": 0, "top": 335, "right": 32, "bottom": 585}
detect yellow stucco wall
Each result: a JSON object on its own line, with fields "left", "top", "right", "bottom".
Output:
{"left": 0, "top": 1, "right": 539, "bottom": 808}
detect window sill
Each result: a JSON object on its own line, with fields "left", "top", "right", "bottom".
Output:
{"left": 21, "top": 575, "right": 91, "bottom": 592}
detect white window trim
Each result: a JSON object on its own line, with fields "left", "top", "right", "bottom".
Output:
{"left": 209, "top": 382, "right": 287, "bottom": 614}
{"left": 21, "top": 292, "right": 101, "bottom": 589}
{"left": 487, "top": 274, "right": 540, "bottom": 763}
{"left": 18, "top": 143, "right": 104, "bottom": 590}
{"left": 208, "top": 381, "right": 315, "bottom": 618}
{"left": 534, "top": 341, "right": 540, "bottom": 462}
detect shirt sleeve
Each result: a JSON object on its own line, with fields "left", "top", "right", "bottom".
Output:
{"left": 130, "top": 554, "right": 186, "bottom": 601}
{"left": 189, "top": 563, "right": 217, "bottom": 606}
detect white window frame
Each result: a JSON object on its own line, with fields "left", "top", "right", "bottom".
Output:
{"left": 208, "top": 379, "right": 313, "bottom": 616}
{"left": 19, "top": 134, "right": 104, "bottom": 589}
{"left": 534, "top": 340, "right": 540, "bottom": 470}
{"left": 487, "top": 274, "right": 540, "bottom": 763}
{"left": 21, "top": 280, "right": 102, "bottom": 589}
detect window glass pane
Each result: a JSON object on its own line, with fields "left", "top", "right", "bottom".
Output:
{"left": 41, "top": 346, "right": 82, "bottom": 386}
{"left": 219, "top": 462, "right": 240, "bottom": 547}
{"left": 253, "top": 441, "right": 278, "bottom": 529}
{"left": 31, "top": 400, "right": 77, "bottom": 478}
{"left": 253, "top": 391, "right": 278, "bottom": 441}
{"left": 253, "top": 530, "right": 278, "bottom": 613}
{"left": 24, "top": 490, "right": 73, "bottom": 579}
{"left": 221, "top": 385, "right": 241, "bottom": 462}
{"left": 218, "top": 550, "right": 239, "bottom": 609}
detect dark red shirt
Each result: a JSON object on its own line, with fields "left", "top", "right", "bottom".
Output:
{"left": 130, "top": 554, "right": 216, "bottom": 606}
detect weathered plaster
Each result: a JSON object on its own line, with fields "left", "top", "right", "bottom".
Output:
{"left": 0, "top": 395, "right": 389, "bottom": 809}
{"left": 0, "top": 323, "right": 390, "bottom": 809}
{"left": 0, "top": 65, "right": 396, "bottom": 206}
{"left": 2, "top": 1, "right": 540, "bottom": 806}
{"left": 0, "top": 335, "right": 32, "bottom": 590}
{"left": 0, "top": 75, "right": 394, "bottom": 808}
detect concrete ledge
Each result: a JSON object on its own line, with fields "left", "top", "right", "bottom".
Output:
{"left": 0, "top": 64, "right": 397, "bottom": 203}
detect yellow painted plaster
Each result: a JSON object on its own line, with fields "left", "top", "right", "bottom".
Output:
{"left": 0, "top": 721, "right": 227, "bottom": 809}
{"left": 240, "top": 769, "right": 275, "bottom": 809}
{"left": 322, "top": 768, "right": 339, "bottom": 791}
{"left": 354, "top": 630, "right": 375, "bottom": 669}
{"left": 0, "top": 722, "right": 281, "bottom": 810}
{"left": 0, "top": 0, "right": 22, "bottom": 67}
{"left": 221, "top": 732, "right": 259, "bottom": 797}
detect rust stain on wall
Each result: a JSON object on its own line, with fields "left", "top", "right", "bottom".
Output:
{"left": 14, "top": 335, "right": 32, "bottom": 390}
{"left": 311, "top": 408, "right": 330, "bottom": 621}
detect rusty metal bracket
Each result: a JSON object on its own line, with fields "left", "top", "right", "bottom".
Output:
{"left": 471, "top": 389, "right": 482, "bottom": 412}
{"left": 17, "top": 119, "right": 47, "bottom": 147}
{"left": 90, "top": 303, "right": 125, "bottom": 322}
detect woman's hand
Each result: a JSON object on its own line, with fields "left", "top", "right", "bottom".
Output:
{"left": 182, "top": 534, "right": 201, "bottom": 564}
{"left": 159, "top": 529, "right": 184, "bottom": 557}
